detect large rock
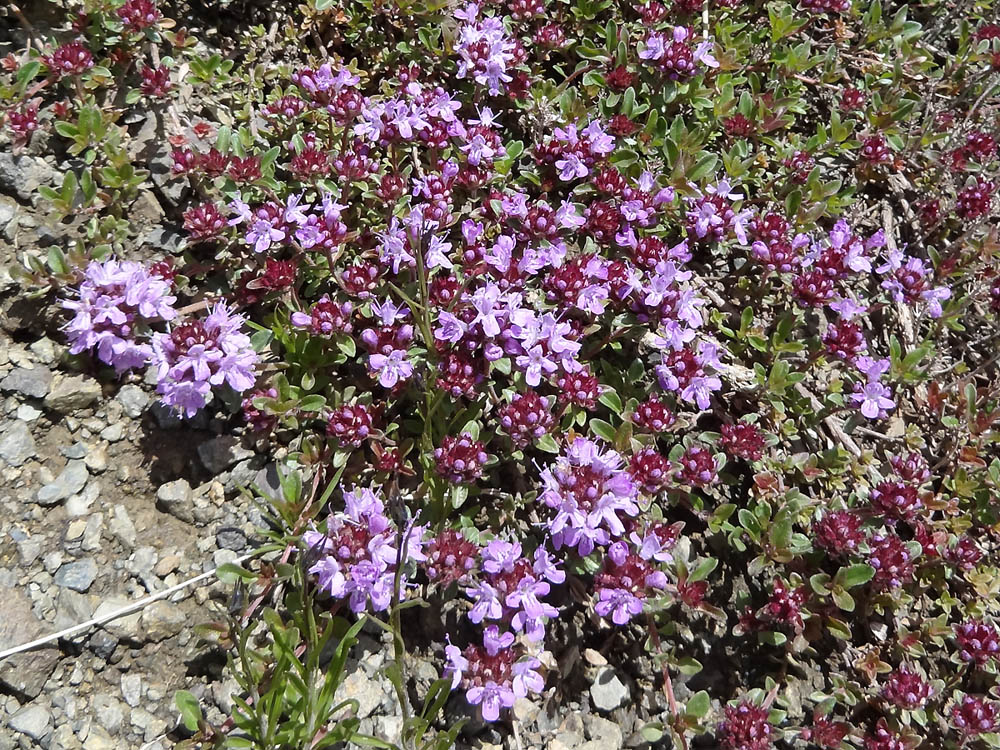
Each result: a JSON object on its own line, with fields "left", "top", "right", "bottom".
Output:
{"left": 0, "top": 586, "right": 60, "bottom": 699}
{"left": 0, "top": 421, "right": 35, "bottom": 467}
{"left": 44, "top": 374, "right": 102, "bottom": 412}
{"left": 1, "top": 366, "right": 52, "bottom": 399}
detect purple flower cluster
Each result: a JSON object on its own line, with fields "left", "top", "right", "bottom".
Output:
{"left": 303, "top": 487, "right": 426, "bottom": 613}
{"left": 62, "top": 258, "right": 177, "bottom": 374}
{"left": 454, "top": 3, "right": 519, "bottom": 95}
{"left": 539, "top": 437, "right": 640, "bottom": 555}
{"left": 150, "top": 303, "right": 258, "bottom": 417}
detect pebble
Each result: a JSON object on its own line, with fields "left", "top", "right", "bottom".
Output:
{"left": 140, "top": 601, "right": 186, "bottom": 642}
{"left": 92, "top": 597, "right": 142, "bottom": 641}
{"left": 109, "top": 505, "right": 137, "bottom": 549}
{"left": 115, "top": 385, "right": 149, "bottom": 418}
{"left": 28, "top": 337, "right": 57, "bottom": 365}
{"left": 0, "top": 586, "right": 60, "bottom": 699}
{"left": 37, "top": 459, "right": 89, "bottom": 505}
{"left": 156, "top": 479, "right": 194, "bottom": 524}
{"left": 7, "top": 703, "right": 52, "bottom": 741}
{"left": 82, "top": 725, "right": 116, "bottom": 750}
{"left": 215, "top": 526, "right": 247, "bottom": 551}
{"left": 153, "top": 554, "right": 181, "bottom": 577}
{"left": 16, "top": 403, "right": 42, "bottom": 422}
{"left": 82, "top": 513, "right": 104, "bottom": 552}
{"left": 93, "top": 694, "right": 126, "bottom": 733}
{"left": 44, "top": 373, "right": 102, "bottom": 412}
{"left": 0, "top": 420, "right": 35, "bottom": 467}
{"left": 121, "top": 674, "right": 142, "bottom": 708}
{"left": 100, "top": 423, "right": 124, "bottom": 442}
{"left": 0, "top": 366, "right": 52, "bottom": 399}
{"left": 589, "top": 666, "right": 629, "bottom": 712}
{"left": 53, "top": 557, "right": 98, "bottom": 592}
{"left": 334, "top": 669, "right": 383, "bottom": 719}
{"left": 85, "top": 442, "right": 108, "bottom": 473}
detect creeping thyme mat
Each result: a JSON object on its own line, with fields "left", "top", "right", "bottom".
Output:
{"left": 4, "top": 0, "right": 1000, "bottom": 746}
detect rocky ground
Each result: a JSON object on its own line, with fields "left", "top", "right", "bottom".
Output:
{"left": 0, "top": 144, "right": 271, "bottom": 748}
{"left": 0, "top": 151, "right": 646, "bottom": 750}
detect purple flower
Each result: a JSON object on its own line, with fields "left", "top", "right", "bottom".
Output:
{"left": 594, "top": 587, "right": 644, "bottom": 625}
{"left": 369, "top": 349, "right": 413, "bottom": 388}
{"left": 467, "top": 681, "right": 516, "bottom": 722}
{"left": 246, "top": 217, "right": 285, "bottom": 253}
{"left": 850, "top": 381, "right": 895, "bottom": 419}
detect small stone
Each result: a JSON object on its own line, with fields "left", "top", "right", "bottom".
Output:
{"left": 82, "top": 725, "right": 115, "bottom": 750}
{"left": 100, "top": 423, "right": 124, "bottom": 442}
{"left": 61, "top": 442, "right": 87, "bottom": 459}
{"left": 28, "top": 338, "right": 57, "bottom": 365}
{"left": 85, "top": 442, "right": 108, "bottom": 473}
{"left": 0, "top": 421, "right": 35, "bottom": 467}
{"left": 16, "top": 403, "right": 42, "bottom": 422}
{"left": 65, "top": 519, "right": 87, "bottom": 541}
{"left": 44, "top": 374, "right": 102, "bottom": 412}
{"left": 513, "top": 697, "right": 539, "bottom": 723}
{"left": 121, "top": 674, "right": 142, "bottom": 708}
{"left": 216, "top": 527, "right": 247, "bottom": 550}
{"left": 115, "top": 385, "right": 149, "bottom": 418}
{"left": 156, "top": 479, "right": 194, "bottom": 523}
{"left": 54, "top": 588, "right": 94, "bottom": 631}
{"left": 8, "top": 703, "right": 52, "bottom": 741}
{"left": 82, "top": 513, "right": 104, "bottom": 552}
{"left": 37, "top": 459, "right": 89, "bottom": 505}
{"left": 93, "top": 694, "right": 125, "bottom": 733}
{"left": 128, "top": 546, "right": 158, "bottom": 582}
{"left": 140, "top": 600, "right": 185, "bottom": 642}
{"left": 53, "top": 557, "right": 98, "bottom": 592}
{"left": 590, "top": 666, "right": 629, "bottom": 712}
{"left": 87, "top": 630, "right": 119, "bottom": 660}
{"left": 65, "top": 480, "right": 99, "bottom": 517}
{"left": 585, "top": 715, "right": 624, "bottom": 749}
{"left": 198, "top": 435, "right": 253, "bottom": 474}
{"left": 153, "top": 554, "right": 181, "bottom": 577}
{"left": 0, "top": 366, "right": 52, "bottom": 399}
{"left": 43, "top": 551, "right": 64, "bottom": 573}
{"left": 109, "top": 505, "right": 137, "bottom": 549}
{"left": 0, "top": 153, "right": 57, "bottom": 201}
{"left": 93, "top": 597, "right": 142, "bottom": 641}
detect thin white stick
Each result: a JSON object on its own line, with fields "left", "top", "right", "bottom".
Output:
{"left": 0, "top": 553, "right": 253, "bottom": 661}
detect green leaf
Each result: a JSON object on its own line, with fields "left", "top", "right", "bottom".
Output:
{"left": 174, "top": 690, "right": 203, "bottom": 732}
{"left": 216, "top": 563, "right": 257, "bottom": 584}
{"left": 536, "top": 434, "right": 560, "bottom": 453}
{"left": 598, "top": 391, "right": 623, "bottom": 414}
{"left": 298, "top": 395, "right": 327, "bottom": 412}
{"left": 639, "top": 722, "right": 664, "bottom": 742}
{"left": 838, "top": 563, "right": 875, "bottom": 588}
{"left": 590, "top": 419, "right": 616, "bottom": 442}
{"left": 831, "top": 588, "right": 855, "bottom": 612}
{"left": 685, "top": 690, "right": 711, "bottom": 719}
